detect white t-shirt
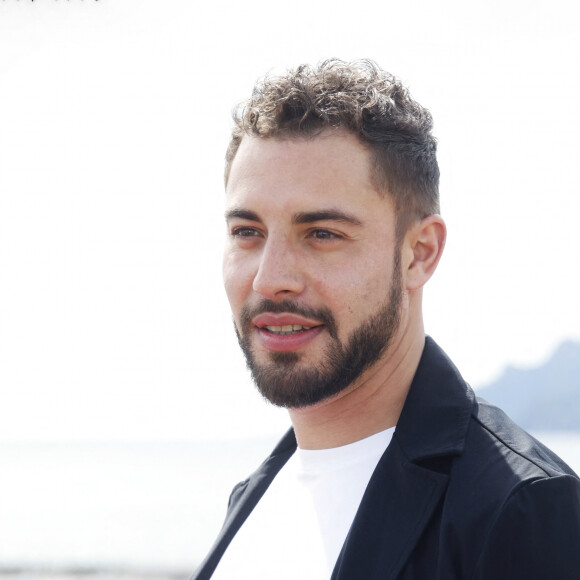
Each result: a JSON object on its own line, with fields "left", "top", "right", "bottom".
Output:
{"left": 211, "top": 427, "right": 395, "bottom": 580}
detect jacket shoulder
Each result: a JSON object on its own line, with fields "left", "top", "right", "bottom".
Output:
{"left": 434, "top": 397, "right": 580, "bottom": 578}
{"left": 471, "top": 396, "right": 578, "bottom": 479}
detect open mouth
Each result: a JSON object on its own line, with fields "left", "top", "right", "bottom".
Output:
{"left": 253, "top": 319, "right": 325, "bottom": 352}
{"left": 263, "top": 324, "right": 315, "bottom": 335}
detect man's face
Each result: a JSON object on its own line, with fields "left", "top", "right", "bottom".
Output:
{"left": 223, "top": 131, "right": 406, "bottom": 408}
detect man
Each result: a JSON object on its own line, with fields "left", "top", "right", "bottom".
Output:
{"left": 192, "top": 60, "right": 580, "bottom": 579}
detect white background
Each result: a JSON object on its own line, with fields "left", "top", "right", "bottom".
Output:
{"left": 1, "top": 0, "right": 579, "bottom": 443}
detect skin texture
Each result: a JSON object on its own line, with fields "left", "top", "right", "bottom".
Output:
{"left": 223, "top": 131, "right": 446, "bottom": 449}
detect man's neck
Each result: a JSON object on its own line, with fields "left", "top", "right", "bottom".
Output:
{"left": 288, "top": 328, "right": 425, "bottom": 450}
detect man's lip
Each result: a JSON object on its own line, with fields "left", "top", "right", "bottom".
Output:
{"left": 252, "top": 313, "right": 323, "bottom": 329}
{"left": 255, "top": 324, "right": 325, "bottom": 352}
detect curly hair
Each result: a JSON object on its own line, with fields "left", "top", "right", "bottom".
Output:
{"left": 225, "top": 59, "right": 440, "bottom": 238}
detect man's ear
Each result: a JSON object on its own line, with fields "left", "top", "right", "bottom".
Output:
{"left": 404, "top": 215, "right": 446, "bottom": 291}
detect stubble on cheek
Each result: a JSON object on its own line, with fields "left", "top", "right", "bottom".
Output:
{"left": 230, "top": 249, "right": 404, "bottom": 409}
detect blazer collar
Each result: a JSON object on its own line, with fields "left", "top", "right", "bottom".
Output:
{"left": 394, "top": 335, "right": 475, "bottom": 461}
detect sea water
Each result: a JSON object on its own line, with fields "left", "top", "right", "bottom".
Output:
{"left": 1, "top": 433, "right": 579, "bottom": 574}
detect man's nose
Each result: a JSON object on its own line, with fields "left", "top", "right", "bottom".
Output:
{"left": 252, "top": 237, "right": 305, "bottom": 299}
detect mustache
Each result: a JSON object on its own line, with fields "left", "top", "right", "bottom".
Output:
{"left": 239, "top": 299, "right": 338, "bottom": 340}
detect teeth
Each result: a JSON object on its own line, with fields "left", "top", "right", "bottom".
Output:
{"left": 264, "top": 324, "right": 312, "bottom": 335}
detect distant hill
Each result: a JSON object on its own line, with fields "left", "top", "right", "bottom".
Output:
{"left": 475, "top": 340, "right": 580, "bottom": 431}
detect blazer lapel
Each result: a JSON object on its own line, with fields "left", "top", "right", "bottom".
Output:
{"left": 332, "top": 437, "right": 449, "bottom": 580}
{"left": 333, "top": 337, "right": 474, "bottom": 580}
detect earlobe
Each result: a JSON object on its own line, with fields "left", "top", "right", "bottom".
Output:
{"left": 405, "top": 215, "right": 446, "bottom": 291}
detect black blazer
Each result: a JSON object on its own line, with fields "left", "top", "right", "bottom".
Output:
{"left": 192, "top": 337, "right": 580, "bottom": 579}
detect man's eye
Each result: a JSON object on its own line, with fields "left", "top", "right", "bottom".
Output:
{"left": 310, "top": 229, "right": 341, "bottom": 240}
{"left": 231, "top": 227, "right": 260, "bottom": 238}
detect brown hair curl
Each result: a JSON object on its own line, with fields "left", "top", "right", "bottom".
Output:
{"left": 225, "top": 59, "right": 440, "bottom": 238}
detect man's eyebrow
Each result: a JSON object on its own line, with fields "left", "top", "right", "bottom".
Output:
{"left": 293, "top": 210, "right": 362, "bottom": 226}
{"left": 224, "top": 209, "right": 261, "bottom": 222}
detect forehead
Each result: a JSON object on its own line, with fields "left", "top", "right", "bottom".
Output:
{"left": 225, "top": 132, "right": 384, "bottom": 214}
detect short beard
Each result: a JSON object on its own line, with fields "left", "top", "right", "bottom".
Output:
{"left": 234, "top": 252, "right": 403, "bottom": 408}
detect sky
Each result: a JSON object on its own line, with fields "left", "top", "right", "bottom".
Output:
{"left": 0, "top": 0, "right": 578, "bottom": 442}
